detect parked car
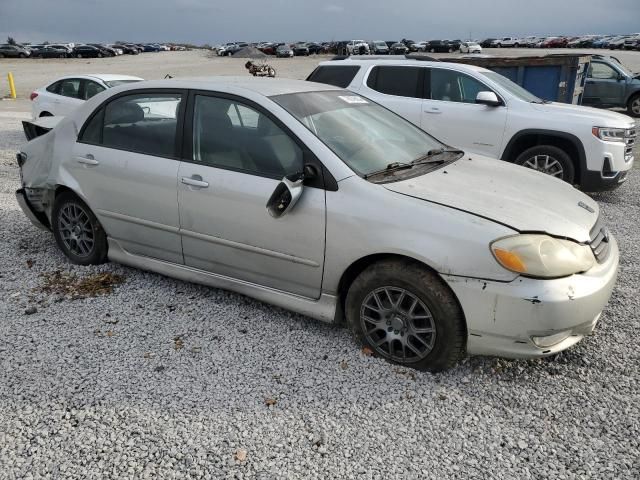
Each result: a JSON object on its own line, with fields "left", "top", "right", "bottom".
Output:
{"left": 0, "top": 44, "right": 31, "bottom": 58}
{"left": 623, "top": 35, "right": 640, "bottom": 50}
{"left": 541, "top": 37, "right": 568, "bottom": 48}
{"left": 88, "top": 44, "right": 117, "bottom": 57}
{"left": 292, "top": 43, "right": 310, "bottom": 56}
{"left": 72, "top": 45, "right": 105, "bottom": 58}
{"left": 583, "top": 56, "right": 640, "bottom": 117}
{"left": 276, "top": 45, "right": 294, "bottom": 57}
{"left": 411, "top": 41, "right": 428, "bottom": 52}
{"left": 608, "top": 36, "right": 631, "bottom": 50}
{"left": 16, "top": 77, "right": 619, "bottom": 371}
{"left": 346, "top": 40, "right": 370, "bottom": 55}
{"left": 369, "top": 41, "right": 390, "bottom": 54}
{"left": 460, "top": 42, "right": 482, "bottom": 54}
{"left": 49, "top": 44, "right": 74, "bottom": 54}
{"left": 479, "top": 38, "right": 496, "bottom": 48}
{"left": 112, "top": 44, "right": 138, "bottom": 55}
{"left": 30, "top": 74, "right": 143, "bottom": 118}
{"left": 29, "top": 46, "right": 69, "bottom": 58}
{"left": 143, "top": 44, "right": 162, "bottom": 52}
{"left": 308, "top": 57, "right": 636, "bottom": 190}
{"left": 519, "top": 36, "right": 540, "bottom": 48}
{"left": 426, "top": 40, "right": 455, "bottom": 53}
{"left": 390, "top": 42, "right": 409, "bottom": 55}
{"left": 494, "top": 37, "right": 519, "bottom": 47}
{"left": 306, "top": 43, "right": 326, "bottom": 55}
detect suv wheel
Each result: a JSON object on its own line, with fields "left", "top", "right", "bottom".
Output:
{"left": 627, "top": 94, "right": 640, "bottom": 117}
{"left": 345, "top": 259, "right": 466, "bottom": 372}
{"left": 514, "top": 145, "right": 575, "bottom": 183}
{"left": 52, "top": 192, "right": 108, "bottom": 265}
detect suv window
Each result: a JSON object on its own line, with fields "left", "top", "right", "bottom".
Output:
{"left": 589, "top": 62, "right": 618, "bottom": 80}
{"left": 192, "top": 95, "right": 302, "bottom": 178}
{"left": 80, "top": 93, "right": 182, "bottom": 157}
{"left": 58, "top": 79, "right": 82, "bottom": 99}
{"left": 307, "top": 66, "right": 360, "bottom": 88}
{"left": 430, "top": 69, "right": 487, "bottom": 103}
{"left": 367, "top": 66, "right": 422, "bottom": 98}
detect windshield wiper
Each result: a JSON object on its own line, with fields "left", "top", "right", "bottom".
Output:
{"left": 364, "top": 162, "right": 413, "bottom": 179}
{"left": 411, "top": 148, "right": 462, "bottom": 165}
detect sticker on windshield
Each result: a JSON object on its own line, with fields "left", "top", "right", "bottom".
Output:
{"left": 338, "top": 95, "right": 368, "bottom": 104}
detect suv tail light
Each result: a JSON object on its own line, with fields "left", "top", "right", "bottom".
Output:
{"left": 29, "top": 92, "right": 38, "bottom": 101}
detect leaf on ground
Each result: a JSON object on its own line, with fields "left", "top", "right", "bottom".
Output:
{"left": 361, "top": 346, "right": 374, "bottom": 356}
{"left": 36, "top": 271, "right": 124, "bottom": 300}
{"left": 26, "top": 259, "right": 34, "bottom": 268}
{"left": 265, "top": 397, "right": 277, "bottom": 406}
{"left": 234, "top": 448, "right": 247, "bottom": 462}
{"left": 174, "top": 337, "right": 184, "bottom": 350}
{"left": 340, "top": 360, "right": 348, "bottom": 370}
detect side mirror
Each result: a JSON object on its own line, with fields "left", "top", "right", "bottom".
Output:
{"left": 475, "top": 91, "right": 502, "bottom": 107}
{"left": 266, "top": 167, "right": 314, "bottom": 218}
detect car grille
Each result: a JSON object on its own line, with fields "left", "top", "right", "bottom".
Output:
{"left": 589, "top": 217, "right": 611, "bottom": 264}
{"left": 625, "top": 128, "right": 636, "bottom": 162}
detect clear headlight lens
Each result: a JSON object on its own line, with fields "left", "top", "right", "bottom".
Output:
{"left": 491, "top": 234, "right": 595, "bottom": 278}
{"left": 592, "top": 127, "right": 626, "bottom": 143}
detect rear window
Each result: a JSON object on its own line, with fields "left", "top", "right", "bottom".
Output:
{"left": 366, "top": 66, "right": 423, "bottom": 98}
{"left": 307, "top": 66, "right": 360, "bottom": 88}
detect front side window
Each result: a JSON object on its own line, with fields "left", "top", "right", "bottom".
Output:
{"left": 80, "top": 92, "right": 182, "bottom": 157}
{"left": 589, "top": 62, "right": 618, "bottom": 80}
{"left": 58, "top": 79, "right": 82, "bottom": 99}
{"left": 192, "top": 95, "right": 302, "bottom": 178}
{"left": 431, "top": 69, "right": 488, "bottom": 103}
{"left": 273, "top": 90, "right": 445, "bottom": 178}
{"left": 367, "top": 66, "right": 422, "bottom": 98}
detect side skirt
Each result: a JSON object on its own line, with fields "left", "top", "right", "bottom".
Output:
{"left": 107, "top": 238, "right": 338, "bottom": 324}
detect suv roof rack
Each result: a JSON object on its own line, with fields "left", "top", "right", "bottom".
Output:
{"left": 329, "top": 54, "right": 440, "bottom": 62}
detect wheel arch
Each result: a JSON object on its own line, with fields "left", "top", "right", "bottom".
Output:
{"left": 501, "top": 129, "right": 587, "bottom": 184}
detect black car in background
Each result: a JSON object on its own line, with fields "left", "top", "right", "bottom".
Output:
{"left": 112, "top": 44, "right": 139, "bottom": 54}
{"left": 369, "top": 41, "right": 390, "bottom": 54}
{"left": 292, "top": 43, "right": 310, "bottom": 56}
{"left": 306, "top": 43, "right": 326, "bottom": 54}
{"left": 72, "top": 45, "right": 104, "bottom": 58}
{"left": 89, "top": 44, "right": 117, "bottom": 56}
{"left": 448, "top": 39, "right": 462, "bottom": 51}
{"left": 426, "top": 40, "right": 455, "bottom": 53}
{"left": 390, "top": 42, "right": 409, "bottom": 54}
{"left": 29, "top": 46, "right": 69, "bottom": 58}
{"left": 0, "top": 44, "right": 30, "bottom": 58}
{"left": 480, "top": 38, "right": 496, "bottom": 48}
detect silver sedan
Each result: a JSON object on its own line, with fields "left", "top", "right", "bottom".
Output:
{"left": 16, "top": 77, "right": 618, "bottom": 371}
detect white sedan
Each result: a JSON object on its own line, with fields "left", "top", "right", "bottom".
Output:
{"left": 30, "top": 74, "right": 143, "bottom": 119}
{"left": 460, "top": 42, "right": 482, "bottom": 53}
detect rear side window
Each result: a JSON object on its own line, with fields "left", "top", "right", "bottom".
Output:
{"left": 58, "top": 79, "right": 82, "bottom": 99}
{"left": 307, "top": 66, "right": 360, "bottom": 88}
{"left": 366, "top": 66, "right": 423, "bottom": 98}
{"left": 46, "top": 81, "right": 61, "bottom": 94}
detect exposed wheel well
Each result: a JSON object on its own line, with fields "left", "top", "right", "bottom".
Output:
{"left": 39, "top": 111, "right": 53, "bottom": 117}
{"left": 502, "top": 133, "right": 583, "bottom": 182}
{"left": 335, "top": 254, "right": 466, "bottom": 336}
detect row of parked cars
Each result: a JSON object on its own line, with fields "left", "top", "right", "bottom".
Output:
{"left": 16, "top": 54, "right": 630, "bottom": 370}
{"left": 480, "top": 34, "right": 640, "bottom": 50}
{"left": 0, "top": 42, "right": 186, "bottom": 59}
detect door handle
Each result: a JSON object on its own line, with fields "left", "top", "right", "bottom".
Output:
{"left": 181, "top": 175, "right": 209, "bottom": 188}
{"left": 424, "top": 108, "right": 442, "bottom": 114}
{"left": 76, "top": 154, "right": 99, "bottom": 166}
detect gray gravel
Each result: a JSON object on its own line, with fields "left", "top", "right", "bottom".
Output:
{"left": 0, "top": 108, "right": 639, "bottom": 479}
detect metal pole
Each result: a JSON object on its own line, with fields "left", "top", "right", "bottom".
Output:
{"left": 8, "top": 72, "right": 17, "bottom": 99}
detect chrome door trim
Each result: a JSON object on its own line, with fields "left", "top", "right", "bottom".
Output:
{"left": 96, "top": 209, "right": 180, "bottom": 233}
{"left": 107, "top": 238, "right": 336, "bottom": 322}
{"left": 180, "top": 228, "right": 320, "bottom": 267}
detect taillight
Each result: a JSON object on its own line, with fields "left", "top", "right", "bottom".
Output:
{"left": 30, "top": 92, "right": 38, "bottom": 101}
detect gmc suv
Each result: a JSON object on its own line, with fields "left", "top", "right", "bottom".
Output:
{"left": 307, "top": 58, "right": 636, "bottom": 191}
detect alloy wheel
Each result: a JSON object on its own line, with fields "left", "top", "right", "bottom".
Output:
{"left": 57, "top": 204, "right": 95, "bottom": 257}
{"left": 522, "top": 154, "right": 564, "bottom": 178}
{"left": 360, "top": 286, "right": 436, "bottom": 363}
{"left": 631, "top": 97, "right": 640, "bottom": 115}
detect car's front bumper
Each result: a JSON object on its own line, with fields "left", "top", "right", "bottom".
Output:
{"left": 443, "top": 234, "right": 619, "bottom": 358}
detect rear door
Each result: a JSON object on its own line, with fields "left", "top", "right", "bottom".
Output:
{"left": 72, "top": 90, "right": 185, "bottom": 263}
{"left": 359, "top": 65, "right": 425, "bottom": 127}
{"left": 421, "top": 67, "right": 507, "bottom": 158}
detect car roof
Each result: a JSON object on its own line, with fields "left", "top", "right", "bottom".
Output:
{"left": 115, "top": 76, "right": 342, "bottom": 97}
{"left": 319, "top": 57, "right": 492, "bottom": 74}
{"left": 47, "top": 74, "right": 144, "bottom": 84}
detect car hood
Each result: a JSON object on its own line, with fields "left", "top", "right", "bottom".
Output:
{"left": 384, "top": 155, "right": 599, "bottom": 243}
{"left": 529, "top": 101, "right": 635, "bottom": 127}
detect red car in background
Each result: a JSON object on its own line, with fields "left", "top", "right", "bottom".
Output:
{"left": 541, "top": 37, "right": 569, "bottom": 48}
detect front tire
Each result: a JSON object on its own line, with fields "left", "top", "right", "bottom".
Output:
{"left": 52, "top": 192, "right": 108, "bottom": 265}
{"left": 345, "top": 259, "right": 466, "bottom": 372}
{"left": 514, "top": 145, "right": 575, "bottom": 183}
{"left": 627, "top": 93, "right": 640, "bottom": 117}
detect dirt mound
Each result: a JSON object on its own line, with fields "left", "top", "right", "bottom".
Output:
{"left": 232, "top": 46, "right": 267, "bottom": 58}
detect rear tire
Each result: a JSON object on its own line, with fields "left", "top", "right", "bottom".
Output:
{"left": 345, "top": 259, "right": 466, "bottom": 372}
{"left": 19, "top": 53, "right": 27, "bottom": 58}
{"left": 627, "top": 93, "right": 640, "bottom": 118}
{"left": 514, "top": 145, "right": 575, "bottom": 184}
{"left": 52, "top": 192, "right": 108, "bottom": 265}
{"left": 76, "top": 53, "right": 82, "bottom": 58}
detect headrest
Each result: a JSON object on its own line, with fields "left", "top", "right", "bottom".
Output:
{"left": 105, "top": 102, "right": 144, "bottom": 125}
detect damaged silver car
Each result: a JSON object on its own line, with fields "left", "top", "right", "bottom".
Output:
{"left": 16, "top": 77, "right": 619, "bottom": 371}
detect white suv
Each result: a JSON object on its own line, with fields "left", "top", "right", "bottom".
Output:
{"left": 307, "top": 58, "right": 636, "bottom": 191}
{"left": 346, "top": 40, "right": 370, "bottom": 55}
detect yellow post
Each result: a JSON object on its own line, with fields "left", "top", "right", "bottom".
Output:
{"left": 8, "top": 72, "right": 17, "bottom": 99}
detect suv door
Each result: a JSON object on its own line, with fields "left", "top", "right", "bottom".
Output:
{"left": 177, "top": 92, "right": 326, "bottom": 298}
{"left": 73, "top": 90, "right": 185, "bottom": 263}
{"left": 421, "top": 67, "right": 508, "bottom": 158}
{"left": 584, "top": 60, "right": 625, "bottom": 107}
{"left": 361, "top": 65, "right": 425, "bottom": 127}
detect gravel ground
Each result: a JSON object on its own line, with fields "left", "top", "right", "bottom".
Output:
{"left": 0, "top": 56, "right": 639, "bottom": 478}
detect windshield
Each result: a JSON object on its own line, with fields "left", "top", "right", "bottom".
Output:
{"left": 482, "top": 71, "right": 542, "bottom": 103}
{"left": 375, "top": 42, "right": 387, "bottom": 47}
{"left": 105, "top": 79, "right": 142, "bottom": 88}
{"left": 272, "top": 91, "right": 446, "bottom": 177}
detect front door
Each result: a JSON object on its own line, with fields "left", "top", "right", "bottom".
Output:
{"left": 584, "top": 61, "right": 625, "bottom": 106}
{"left": 177, "top": 93, "right": 326, "bottom": 298}
{"left": 72, "top": 90, "right": 185, "bottom": 263}
{"left": 421, "top": 67, "right": 508, "bottom": 158}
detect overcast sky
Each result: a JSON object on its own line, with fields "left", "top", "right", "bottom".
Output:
{"left": 1, "top": 0, "right": 639, "bottom": 45}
